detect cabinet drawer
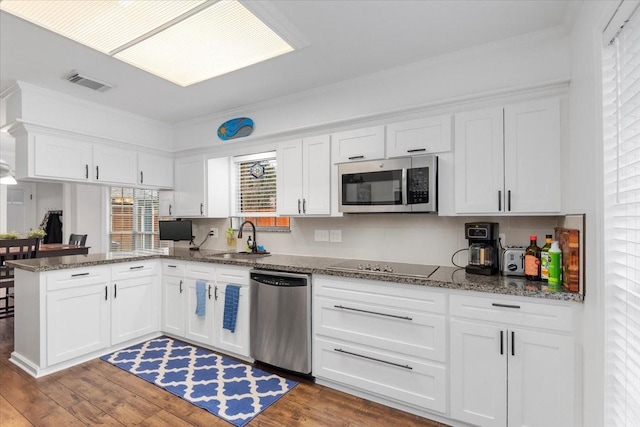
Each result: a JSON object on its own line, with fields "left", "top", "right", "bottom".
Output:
{"left": 111, "top": 261, "right": 158, "bottom": 280}
{"left": 163, "top": 262, "right": 185, "bottom": 277}
{"left": 314, "top": 276, "right": 445, "bottom": 314}
{"left": 315, "top": 295, "right": 446, "bottom": 362}
{"left": 185, "top": 262, "right": 216, "bottom": 281}
{"left": 449, "top": 294, "right": 573, "bottom": 333}
{"left": 46, "top": 267, "right": 110, "bottom": 291}
{"left": 314, "top": 336, "right": 446, "bottom": 413}
{"left": 216, "top": 266, "right": 250, "bottom": 285}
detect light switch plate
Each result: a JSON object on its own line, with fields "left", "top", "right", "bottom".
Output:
{"left": 315, "top": 230, "right": 329, "bottom": 242}
{"left": 330, "top": 230, "right": 342, "bottom": 243}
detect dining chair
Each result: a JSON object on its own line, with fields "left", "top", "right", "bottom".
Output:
{"left": 0, "top": 238, "right": 40, "bottom": 319}
{"left": 69, "top": 234, "right": 88, "bottom": 246}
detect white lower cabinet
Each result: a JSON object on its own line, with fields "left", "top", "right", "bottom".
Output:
{"left": 46, "top": 262, "right": 159, "bottom": 366}
{"left": 449, "top": 294, "right": 575, "bottom": 427}
{"left": 110, "top": 262, "right": 160, "bottom": 345}
{"left": 161, "top": 261, "right": 250, "bottom": 357}
{"left": 46, "top": 267, "right": 111, "bottom": 366}
{"left": 313, "top": 275, "right": 447, "bottom": 414}
{"left": 213, "top": 266, "right": 250, "bottom": 357}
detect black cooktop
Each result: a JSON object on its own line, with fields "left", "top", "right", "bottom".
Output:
{"left": 326, "top": 259, "right": 439, "bottom": 279}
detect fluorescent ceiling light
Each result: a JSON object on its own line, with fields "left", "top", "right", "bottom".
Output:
{"left": 0, "top": 0, "right": 299, "bottom": 87}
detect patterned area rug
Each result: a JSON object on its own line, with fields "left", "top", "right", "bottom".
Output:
{"left": 101, "top": 337, "right": 298, "bottom": 427}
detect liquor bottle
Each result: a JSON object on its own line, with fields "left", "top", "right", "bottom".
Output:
{"left": 540, "top": 234, "right": 553, "bottom": 282}
{"left": 524, "top": 235, "right": 541, "bottom": 281}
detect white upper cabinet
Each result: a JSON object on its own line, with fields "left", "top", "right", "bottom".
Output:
{"left": 93, "top": 145, "right": 138, "bottom": 185}
{"left": 333, "top": 125, "right": 385, "bottom": 163}
{"left": 504, "top": 98, "right": 561, "bottom": 213}
{"left": 386, "top": 114, "right": 452, "bottom": 158}
{"left": 138, "top": 152, "right": 174, "bottom": 189}
{"left": 30, "top": 133, "right": 93, "bottom": 181}
{"left": 174, "top": 155, "right": 206, "bottom": 217}
{"left": 277, "top": 135, "right": 331, "bottom": 216}
{"left": 454, "top": 97, "right": 561, "bottom": 214}
{"left": 207, "top": 156, "right": 230, "bottom": 218}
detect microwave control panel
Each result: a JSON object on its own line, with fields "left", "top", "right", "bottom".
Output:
{"left": 407, "top": 167, "right": 430, "bottom": 204}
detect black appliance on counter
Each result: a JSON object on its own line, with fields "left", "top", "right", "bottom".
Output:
{"left": 465, "top": 222, "right": 499, "bottom": 276}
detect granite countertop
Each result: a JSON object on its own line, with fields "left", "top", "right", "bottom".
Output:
{"left": 7, "top": 248, "right": 583, "bottom": 302}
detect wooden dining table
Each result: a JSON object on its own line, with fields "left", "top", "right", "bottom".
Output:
{"left": 38, "top": 244, "right": 90, "bottom": 258}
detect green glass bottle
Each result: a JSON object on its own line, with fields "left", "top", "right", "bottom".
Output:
{"left": 540, "top": 234, "right": 553, "bottom": 282}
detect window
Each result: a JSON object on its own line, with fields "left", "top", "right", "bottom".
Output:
{"left": 109, "top": 187, "right": 167, "bottom": 252}
{"left": 603, "top": 7, "right": 640, "bottom": 426}
{"left": 232, "top": 152, "right": 289, "bottom": 231}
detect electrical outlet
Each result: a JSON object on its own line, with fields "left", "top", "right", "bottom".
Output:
{"left": 329, "top": 230, "right": 342, "bottom": 243}
{"left": 315, "top": 230, "right": 329, "bottom": 242}
{"left": 499, "top": 233, "right": 506, "bottom": 246}
{"left": 209, "top": 227, "right": 218, "bottom": 238}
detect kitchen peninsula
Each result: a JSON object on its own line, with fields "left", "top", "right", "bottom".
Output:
{"left": 7, "top": 248, "right": 582, "bottom": 427}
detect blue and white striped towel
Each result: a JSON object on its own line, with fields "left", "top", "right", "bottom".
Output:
{"left": 223, "top": 284, "right": 241, "bottom": 333}
{"left": 195, "top": 280, "right": 207, "bottom": 317}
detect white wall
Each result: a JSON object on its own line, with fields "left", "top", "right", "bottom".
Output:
{"left": 6, "top": 82, "right": 174, "bottom": 152}
{"left": 567, "top": 2, "right": 612, "bottom": 426}
{"left": 183, "top": 215, "right": 559, "bottom": 267}
{"left": 173, "top": 30, "right": 570, "bottom": 151}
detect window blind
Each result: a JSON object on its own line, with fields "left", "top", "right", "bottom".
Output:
{"left": 110, "top": 187, "right": 164, "bottom": 251}
{"left": 233, "top": 152, "right": 277, "bottom": 216}
{"left": 603, "top": 6, "right": 640, "bottom": 425}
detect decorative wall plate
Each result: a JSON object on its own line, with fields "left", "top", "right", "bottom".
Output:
{"left": 217, "top": 117, "right": 254, "bottom": 141}
{"left": 249, "top": 162, "right": 265, "bottom": 178}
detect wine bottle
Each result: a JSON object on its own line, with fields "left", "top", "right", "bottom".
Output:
{"left": 540, "top": 234, "right": 553, "bottom": 282}
{"left": 524, "top": 235, "right": 541, "bottom": 281}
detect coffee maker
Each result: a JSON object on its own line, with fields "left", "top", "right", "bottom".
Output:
{"left": 465, "top": 222, "right": 499, "bottom": 276}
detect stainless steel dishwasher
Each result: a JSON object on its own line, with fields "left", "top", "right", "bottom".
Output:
{"left": 250, "top": 269, "right": 311, "bottom": 376}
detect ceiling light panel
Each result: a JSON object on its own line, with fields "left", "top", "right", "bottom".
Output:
{"left": 0, "top": 0, "right": 208, "bottom": 54}
{"left": 113, "top": 0, "right": 294, "bottom": 86}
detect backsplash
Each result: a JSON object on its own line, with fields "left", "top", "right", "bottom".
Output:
{"left": 183, "top": 215, "right": 561, "bottom": 267}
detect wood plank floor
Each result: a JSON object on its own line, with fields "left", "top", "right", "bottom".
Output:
{"left": 0, "top": 318, "right": 448, "bottom": 426}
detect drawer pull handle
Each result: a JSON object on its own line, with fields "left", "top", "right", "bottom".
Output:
{"left": 167, "top": 265, "right": 177, "bottom": 268}
{"left": 114, "top": 284, "right": 117, "bottom": 299}
{"left": 179, "top": 280, "right": 183, "bottom": 294}
{"left": 500, "top": 330, "right": 504, "bottom": 355}
{"left": 334, "top": 348, "right": 412, "bottom": 370}
{"left": 511, "top": 331, "right": 515, "bottom": 356}
{"left": 105, "top": 286, "right": 108, "bottom": 301}
{"left": 348, "top": 155, "right": 364, "bottom": 160}
{"left": 492, "top": 303, "right": 521, "bottom": 309}
{"left": 407, "top": 148, "right": 426, "bottom": 153}
{"left": 334, "top": 305, "right": 413, "bottom": 321}
{"left": 208, "top": 284, "right": 212, "bottom": 299}
{"left": 71, "top": 272, "right": 89, "bottom": 277}
{"left": 129, "top": 266, "right": 144, "bottom": 270}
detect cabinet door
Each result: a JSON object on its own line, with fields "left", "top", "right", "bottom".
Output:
{"left": 450, "top": 319, "right": 507, "bottom": 427}
{"left": 93, "top": 145, "right": 138, "bottom": 185}
{"left": 33, "top": 133, "right": 92, "bottom": 181}
{"left": 333, "top": 125, "right": 385, "bottom": 163}
{"left": 138, "top": 152, "right": 174, "bottom": 189}
{"left": 386, "top": 115, "right": 452, "bottom": 158}
{"left": 508, "top": 328, "right": 574, "bottom": 427}
{"left": 213, "top": 283, "right": 250, "bottom": 357}
{"left": 504, "top": 98, "right": 561, "bottom": 213}
{"left": 159, "top": 191, "right": 175, "bottom": 217}
{"left": 110, "top": 275, "right": 160, "bottom": 345}
{"left": 302, "top": 135, "right": 331, "bottom": 215}
{"left": 47, "top": 283, "right": 110, "bottom": 365}
{"left": 277, "top": 139, "right": 304, "bottom": 215}
{"left": 454, "top": 108, "right": 505, "bottom": 214}
{"left": 174, "top": 155, "right": 206, "bottom": 217}
{"left": 185, "top": 278, "right": 215, "bottom": 345}
{"left": 162, "top": 275, "right": 185, "bottom": 336}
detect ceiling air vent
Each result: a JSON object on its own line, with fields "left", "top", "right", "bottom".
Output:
{"left": 64, "top": 71, "right": 113, "bottom": 92}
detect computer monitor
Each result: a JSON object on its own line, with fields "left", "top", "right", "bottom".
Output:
{"left": 159, "top": 220, "right": 193, "bottom": 242}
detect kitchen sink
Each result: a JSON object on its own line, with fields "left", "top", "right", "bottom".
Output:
{"left": 208, "top": 251, "right": 271, "bottom": 260}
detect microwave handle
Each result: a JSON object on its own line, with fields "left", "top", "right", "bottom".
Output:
{"left": 402, "top": 168, "right": 408, "bottom": 205}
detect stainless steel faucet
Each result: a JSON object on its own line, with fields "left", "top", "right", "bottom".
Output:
{"left": 237, "top": 220, "right": 257, "bottom": 253}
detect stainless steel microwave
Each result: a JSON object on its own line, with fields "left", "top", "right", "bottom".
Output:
{"left": 338, "top": 155, "right": 437, "bottom": 213}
